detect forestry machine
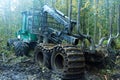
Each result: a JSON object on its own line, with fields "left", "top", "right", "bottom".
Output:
{"left": 7, "top": 5, "right": 120, "bottom": 79}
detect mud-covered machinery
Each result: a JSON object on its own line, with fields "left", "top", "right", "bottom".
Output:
{"left": 7, "top": 3, "right": 120, "bottom": 79}
{"left": 8, "top": 5, "right": 86, "bottom": 79}
{"left": 34, "top": 5, "right": 120, "bottom": 79}
{"left": 34, "top": 5, "right": 87, "bottom": 79}
{"left": 7, "top": 9, "right": 41, "bottom": 56}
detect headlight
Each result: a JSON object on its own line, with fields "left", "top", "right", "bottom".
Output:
{"left": 17, "top": 35, "right": 20, "bottom": 39}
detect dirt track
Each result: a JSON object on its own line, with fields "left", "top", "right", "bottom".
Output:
{"left": 0, "top": 56, "right": 54, "bottom": 80}
{"left": 0, "top": 55, "right": 119, "bottom": 80}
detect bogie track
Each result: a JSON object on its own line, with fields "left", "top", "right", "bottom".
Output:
{"left": 34, "top": 44, "right": 54, "bottom": 69}
{"left": 34, "top": 44, "right": 85, "bottom": 79}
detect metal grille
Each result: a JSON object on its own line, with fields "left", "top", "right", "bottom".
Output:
{"left": 28, "top": 11, "right": 64, "bottom": 34}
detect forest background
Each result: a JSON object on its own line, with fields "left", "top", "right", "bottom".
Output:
{"left": 0, "top": 0, "right": 120, "bottom": 74}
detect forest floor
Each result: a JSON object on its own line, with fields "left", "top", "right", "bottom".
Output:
{"left": 0, "top": 52, "right": 120, "bottom": 80}
{"left": 0, "top": 54, "right": 54, "bottom": 80}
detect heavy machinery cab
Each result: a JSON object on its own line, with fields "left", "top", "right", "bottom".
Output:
{"left": 17, "top": 10, "right": 41, "bottom": 43}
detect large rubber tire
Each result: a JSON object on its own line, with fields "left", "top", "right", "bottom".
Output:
{"left": 34, "top": 45, "right": 52, "bottom": 69}
{"left": 7, "top": 38, "right": 19, "bottom": 50}
{"left": 51, "top": 46, "right": 85, "bottom": 79}
{"left": 13, "top": 41, "right": 29, "bottom": 56}
{"left": 7, "top": 38, "right": 19, "bottom": 46}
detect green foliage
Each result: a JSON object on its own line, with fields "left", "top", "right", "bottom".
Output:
{"left": 115, "top": 39, "right": 120, "bottom": 49}
{"left": 0, "top": 0, "right": 119, "bottom": 50}
{"left": 0, "top": 0, "right": 33, "bottom": 56}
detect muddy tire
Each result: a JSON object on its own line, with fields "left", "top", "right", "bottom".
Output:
{"left": 51, "top": 46, "right": 85, "bottom": 79}
{"left": 7, "top": 38, "right": 19, "bottom": 50}
{"left": 7, "top": 38, "right": 18, "bottom": 46}
{"left": 14, "top": 41, "right": 29, "bottom": 56}
{"left": 34, "top": 45, "right": 52, "bottom": 69}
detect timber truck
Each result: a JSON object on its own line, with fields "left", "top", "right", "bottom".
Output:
{"left": 7, "top": 4, "right": 120, "bottom": 79}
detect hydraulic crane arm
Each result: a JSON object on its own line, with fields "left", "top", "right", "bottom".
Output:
{"left": 42, "top": 5, "right": 76, "bottom": 34}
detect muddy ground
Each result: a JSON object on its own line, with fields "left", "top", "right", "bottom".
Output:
{"left": 0, "top": 54, "right": 120, "bottom": 80}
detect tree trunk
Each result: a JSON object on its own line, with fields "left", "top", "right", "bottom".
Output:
{"left": 94, "top": 0, "right": 99, "bottom": 43}
{"left": 77, "top": 0, "right": 81, "bottom": 35}
{"left": 68, "top": 0, "right": 72, "bottom": 34}
{"left": 66, "top": 0, "right": 69, "bottom": 16}
{"left": 105, "top": 0, "right": 109, "bottom": 30}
